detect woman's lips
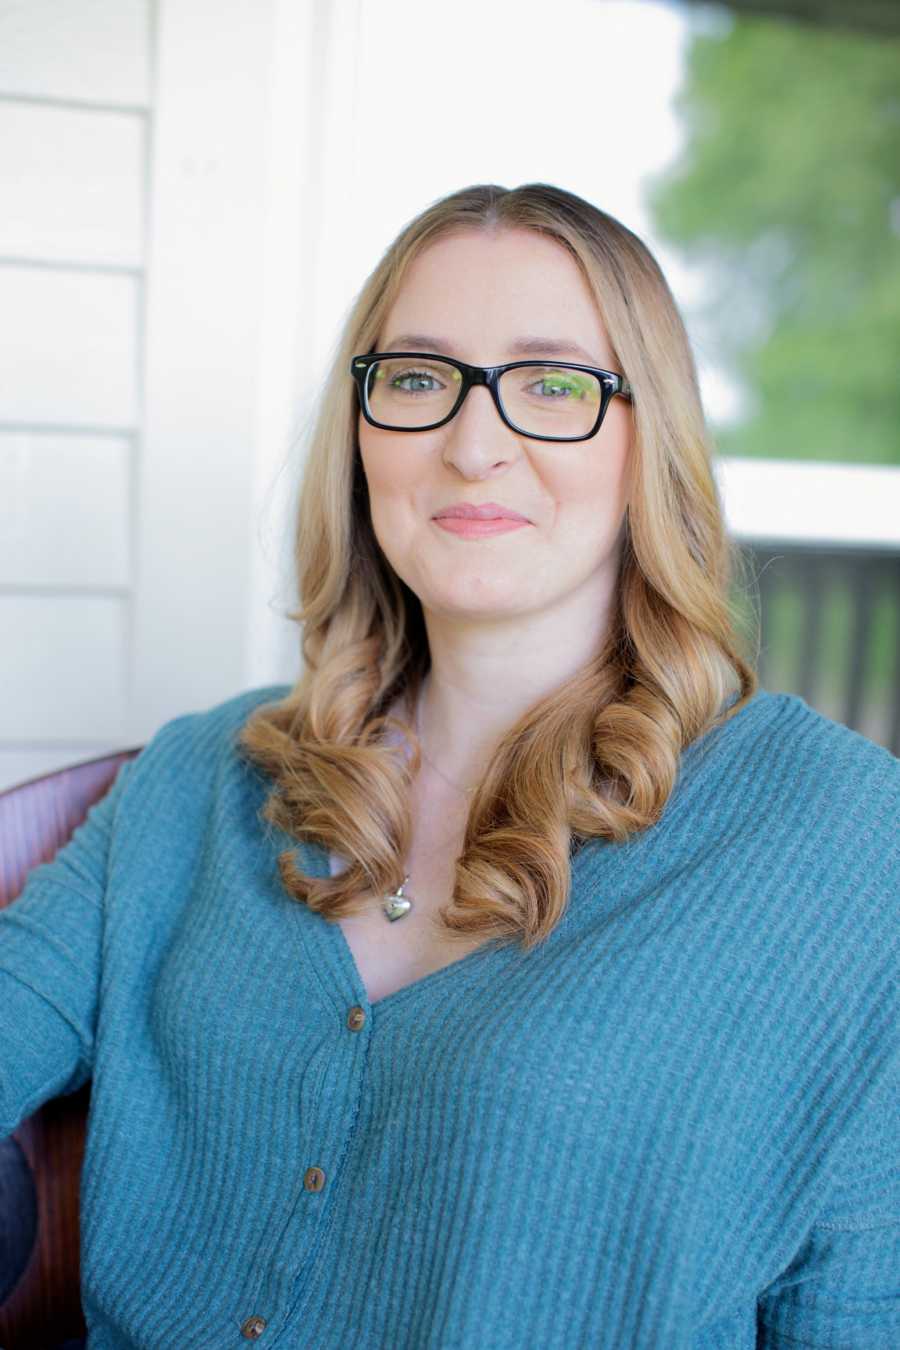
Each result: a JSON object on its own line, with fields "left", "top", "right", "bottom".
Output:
{"left": 433, "top": 517, "right": 531, "bottom": 538}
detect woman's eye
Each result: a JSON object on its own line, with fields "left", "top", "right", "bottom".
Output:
{"left": 391, "top": 369, "right": 444, "bottom": 394}
{"left": 526, "top": 372, "right": 592, "bottom": 400}
{"left": 528, "top": 376, "right": 575, "bottom": 399}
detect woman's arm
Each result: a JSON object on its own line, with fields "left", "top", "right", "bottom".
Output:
{"left": 757, "top": 1037, "right": 900, "bottom": 1347}
{"left": 0, "top": 758, "right": 134, "bottom": 1137}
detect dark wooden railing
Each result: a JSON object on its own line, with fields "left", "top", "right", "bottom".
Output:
{"left": 736, "top": 541, "right": 900, "bottom": 756}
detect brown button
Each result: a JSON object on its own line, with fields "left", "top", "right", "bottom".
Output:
{"left": 347, "top": 1005, "right": 366, "bottom": 1031}
{"left": 304, "top": 1165, "right": 326, "bottom": 1192}
{"left": 240, "top": 1314, "right": 267, "bottom": 1339}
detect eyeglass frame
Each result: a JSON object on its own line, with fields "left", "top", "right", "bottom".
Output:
{"left": 349, "top": 351, "right": 634, "bottom": 444}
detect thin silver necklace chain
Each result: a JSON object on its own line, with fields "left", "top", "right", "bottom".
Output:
{"left": 379, "top": 690, "right": 477, "bottom": 922}
{"left": 414, "top": 690, "right": 479, "bottom": 796}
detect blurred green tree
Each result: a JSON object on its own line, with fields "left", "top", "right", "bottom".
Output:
{"left": 645, "top": 10, "right": 900, "bottom": 464}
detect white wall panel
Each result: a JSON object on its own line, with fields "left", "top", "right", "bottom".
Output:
{"left": 0, "top": 594, "right": 127, "bottom": 741}
{"left": 1, "top": 0, "right": 329, "bottom": 774}
{"left": 0, "top": 103, "right": 144, "bottom": 265}
{"left": 245, "top": 0, "right": 348, "bottom": 687}
{"left": 0, "top": 1, "right": 150, "bottom": 105}
{"left": 0, "top": 266, "right": 138, "bottom": 426}
{"left": 0, "top": 431, "right": 131, "bottom": 587}
{"left": 133, "top": 0, "right": 278, "bottom": 732}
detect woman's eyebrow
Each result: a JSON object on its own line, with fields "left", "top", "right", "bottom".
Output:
{"left": 382, "top": 333, "right": 605, "bottom": 365}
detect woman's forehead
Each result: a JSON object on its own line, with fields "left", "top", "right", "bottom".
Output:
{"left": 380, "top": 229, "right": 613, "bottom": 365}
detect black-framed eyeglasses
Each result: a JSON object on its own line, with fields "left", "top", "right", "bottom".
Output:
{"left": 350, "top": 352, "right": 633, "bottom": 443}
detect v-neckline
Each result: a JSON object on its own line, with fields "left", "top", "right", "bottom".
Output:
{"left": 280, "top": 688, "right": 772, "bottom": 1021}
{"left": 291, "top": 837, "right": 517, "bottom": 1016}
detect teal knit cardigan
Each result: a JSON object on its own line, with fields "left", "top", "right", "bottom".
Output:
{"left": 1, "top": 684, "right": 898, "bottom": 1348}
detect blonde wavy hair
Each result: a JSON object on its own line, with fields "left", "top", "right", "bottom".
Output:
{"left": 237, "top": 181, "right": 759, "bottom": 951}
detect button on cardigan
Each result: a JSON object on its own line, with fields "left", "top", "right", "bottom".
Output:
{"left": 1, "top": 683, "right": 898, "bottom": 1348}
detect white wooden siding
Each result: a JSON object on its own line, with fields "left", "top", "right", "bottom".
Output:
{"left": 0, "top": 1, "right": 150, "bottom": 105}
{"left": 0, "top": 594, "right": 127, "bottom": 742}
{"left": 0, "top": 101, "right": 144, "bottom": 265}
{"left": 0, "top": 431, "right": 131, "bottom": 588}
{"left": 0, "top": 267, "right": 139, "bottom": 426}
{"left": 0, "top": 0, "right": 149, "bottom": 790}
{"left": 0, "top": 0, "right": 319, "bottom": 792}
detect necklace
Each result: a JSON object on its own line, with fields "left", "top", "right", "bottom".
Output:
{"left": 379, "top": 688, "right": 479, "bottom": 922}
{"left": 415, "top": 696, "right": 479, "bottom": 797}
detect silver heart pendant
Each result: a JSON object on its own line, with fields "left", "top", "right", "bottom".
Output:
{"left": 382, "top": 894, "right": 412, "bottom": 922}
{"left": 381, "top": 875, "right": 413, "bottom": 922}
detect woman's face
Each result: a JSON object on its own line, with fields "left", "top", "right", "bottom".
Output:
{"left": 357, "top": 227, "right": 633, "bottom": 631}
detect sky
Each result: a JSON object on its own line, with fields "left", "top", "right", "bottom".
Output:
{"left": 316, "top": 0, "right": 743, "bottom": 424}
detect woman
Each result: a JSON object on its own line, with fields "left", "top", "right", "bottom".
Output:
{"left": 3, "top": 183, "right": 897, "bottom": 1348}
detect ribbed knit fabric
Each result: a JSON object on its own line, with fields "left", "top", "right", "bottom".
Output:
{"left": 1, "top": 683, "right": 897, "bottom": 1349}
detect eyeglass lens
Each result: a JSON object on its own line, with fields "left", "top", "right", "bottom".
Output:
{"left": 364, "top": 357, "right": 604, "bottom": 438}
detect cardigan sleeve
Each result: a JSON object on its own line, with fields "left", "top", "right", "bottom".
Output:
{"left": 756, "top": 1039, "right": 900, "bottom": 1347}
{"left": 0, "top": 757, "right": 134, "bottom": 1138}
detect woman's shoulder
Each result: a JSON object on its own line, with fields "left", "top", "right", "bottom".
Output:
{"left": 703, "top": 685, "right": 898, "bottom": 792}
{"left": 676, "top": 687, "right": 897, "bottom": 899}
{"left": 748, "top": 687, "right": 898, "bottom": 790}
{"left": 710, "top": 686, "right": 898, "bottom": 898}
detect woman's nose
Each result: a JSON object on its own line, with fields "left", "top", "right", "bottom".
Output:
{"left": 441, "top": 383, "right": 520, "bottom": 470}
